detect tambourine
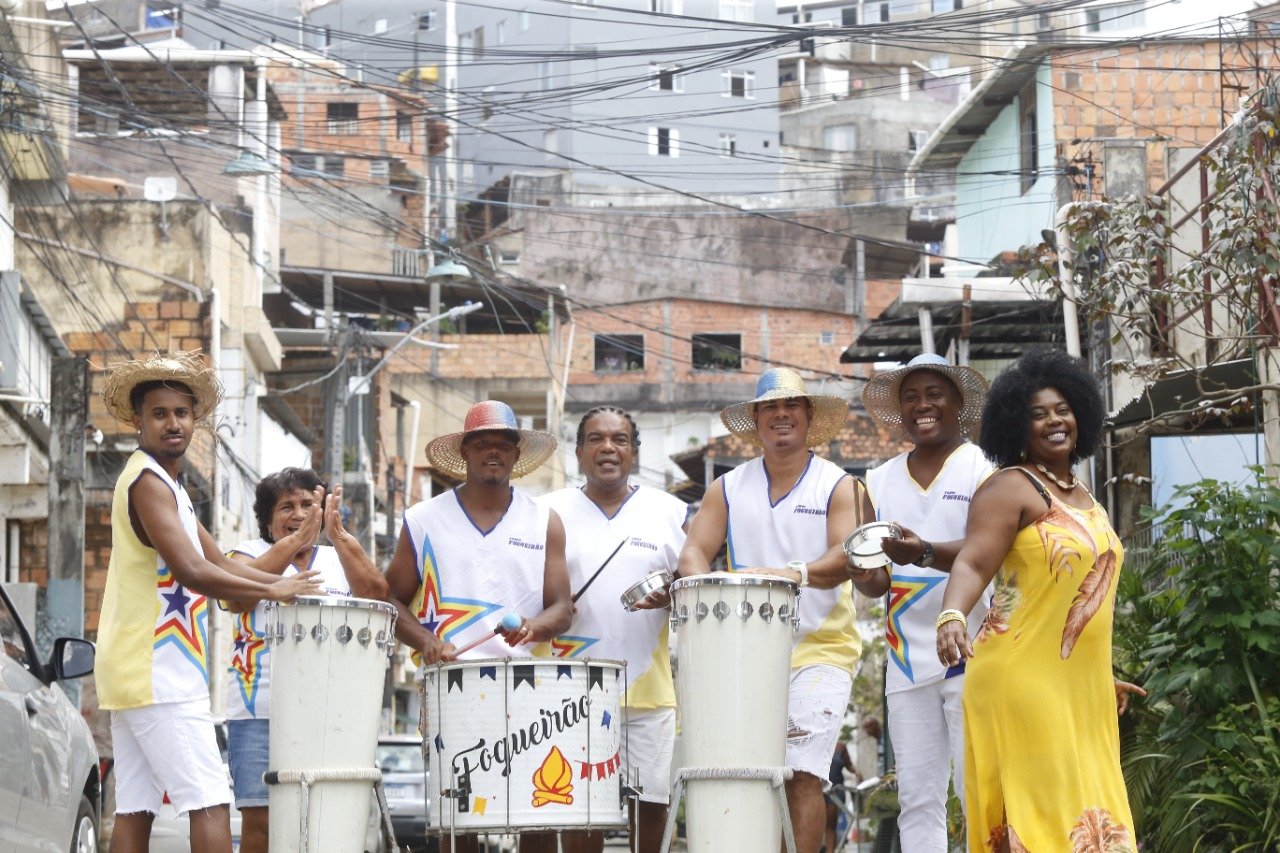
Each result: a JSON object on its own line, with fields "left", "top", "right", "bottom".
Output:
{"left": 843, "top": 521, "right": 902, "bottom": 570}
{"left": 620, "top": 569, "right": 673, "bottom": 611}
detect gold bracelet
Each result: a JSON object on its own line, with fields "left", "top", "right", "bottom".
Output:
{"left": 935, "top": 609, "right": 966, "bottom": 630}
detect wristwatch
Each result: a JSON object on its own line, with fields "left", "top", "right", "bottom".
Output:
{"left": 917, "top": 541, "right": 935, "bottom": 568}
{"left": 786, "top": 560, "right": 809, "bottom": 587}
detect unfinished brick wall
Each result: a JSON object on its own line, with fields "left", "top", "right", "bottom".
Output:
{"left": 1051, "top": 41, "right": 1245, "bottom": 187}
{"left": 569, "top": 298, "right": 856, "bottom": 389}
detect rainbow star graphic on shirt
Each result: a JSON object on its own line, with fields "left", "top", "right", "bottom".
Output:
{"left": 154, "top": 566, "right": 209, "bottom": 679}
{"left": 230, "top": 612, "right": 268, "bottom": 713}
{"left": 886, "top": 574, "right": 945, "bottom": 682}
{"left": 542, "top": 635, "right": 599, "bottom": 659}
{"left": 416, "top": 535, "right": 499, "bottom": 644}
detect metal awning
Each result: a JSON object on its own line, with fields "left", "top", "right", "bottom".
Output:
{"left": 841, "top": 297, "right": 1067, "bottom": 363}
{"left": 1108, "top": 359, "right": 1257, "bottom": 429}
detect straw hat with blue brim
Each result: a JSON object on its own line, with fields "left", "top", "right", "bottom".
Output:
{"left": 101, "top": 350, "right": 223, "bottom": 425}
{"left": 861, "top": 353, "right": 988, "bottom": 437}
{"left": 720, "top": 368, "right": 849, "bottom": 448}
{"left": 427, "top": 400, "right": 557, "bottom": 480}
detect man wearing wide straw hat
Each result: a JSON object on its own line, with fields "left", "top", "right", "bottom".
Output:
{"left": 386, "top": 399, "right": 572, "bottom": 664}
{"left": 678, "top": 367, "right": 865, "bottom": 853}
{"left": 855, "top": 352, "right": 991, "bottom": 853}
{"left": 97, "top": 351, "right": 324, "bottom": 853}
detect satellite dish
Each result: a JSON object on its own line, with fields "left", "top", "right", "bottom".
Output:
{"left": 144, "top": 176, "right": 177, "bottom": 202}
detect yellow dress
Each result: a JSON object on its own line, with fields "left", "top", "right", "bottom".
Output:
{"left": 963, "top": 481, "right": 1137, "bottom": 852}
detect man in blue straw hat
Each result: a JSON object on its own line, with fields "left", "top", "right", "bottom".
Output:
{"left": 856, "top": 353, "right": 990, "bottom": 853}
{"left": 678, "top": 367, "right": 865, "bottom": 853}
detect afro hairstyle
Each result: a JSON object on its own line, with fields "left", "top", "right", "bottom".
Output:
{"left": 978, "top": 347, "right": 1105, "bottom": 468}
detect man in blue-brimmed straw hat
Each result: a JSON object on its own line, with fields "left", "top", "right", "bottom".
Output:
{"left": 855, "top": 352, "right": 991, "bottom": 853}
{"left": 678, "top": 367, "right": 866, "bottom": 853}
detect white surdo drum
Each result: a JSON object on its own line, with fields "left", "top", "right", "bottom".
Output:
{"left": 421, "top": 658, "right": 627, "bottom": 835}
{"left": 670, "top": 572, "right": 798, "bottom": 852}
{"left": 265, "top": 596, "right": 396, "bottom": 853}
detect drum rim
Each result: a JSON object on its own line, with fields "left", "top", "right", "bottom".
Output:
{"left": 620, "top": 569, "right": 672, "bottom": 608}
{"left": 670, "top": 572, "right": 798, "bottom": 591}
{"left": 423, "top": 656, "right": 627, "bottom": 669}
{"left": 264, "top": 595, "right": 397, "bottom": 614}
{"left": 843, "top": 521, "right": 901, "bottom": 567}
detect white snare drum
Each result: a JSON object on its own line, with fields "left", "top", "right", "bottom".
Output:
{"left": 422, "top": 658, "right": 626, "bottom": 834}
{"left": 671, "top": 572, "right": 797, "bottom": 852}
{"left": 265, "top": 596, "right": 396, "bottom": 853}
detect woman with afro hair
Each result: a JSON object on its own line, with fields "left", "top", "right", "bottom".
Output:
{"left": 934, "top": 348, "right": 1145, "bottom": 852}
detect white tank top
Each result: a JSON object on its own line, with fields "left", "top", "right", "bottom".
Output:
{"left": 866, "top": 441, "right": 993, "bottom": 694}
{"left": 403, "top": 487, "right": 549, "bottom": 661}
{"left": 223, "top": 541, "right": 353, "bottom": 720}
{"left": 538, "top": 485, "right": 686, "bottom": 710}
{"left": 722, "top": 454, "right": 862, "bottom": 673}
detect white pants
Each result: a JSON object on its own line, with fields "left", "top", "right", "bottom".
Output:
{"left": 887, "top": 676, "right": 966, "bottom": 853}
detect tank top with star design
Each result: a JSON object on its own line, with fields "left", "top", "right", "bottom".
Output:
{"left": 97, "top": 450, "right": 210, "bottom": 710}
{"left": 722, "top": 453, "right": 862, "bottom": 673}
{"left": 222, "top": 540, "right": 352, "bottom": 720}
{"left": 402, "top": 487, "right": 549, "bottom": 663}
{"left": 866, "top": 441, "right": 993, "bottom": 694}
{"left": 538, "top": 484, "right": 686, "bottom": 710}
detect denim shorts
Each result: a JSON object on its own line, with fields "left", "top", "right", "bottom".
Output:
{"left": 226, "top": 718, "right": 270, "bottom": 808}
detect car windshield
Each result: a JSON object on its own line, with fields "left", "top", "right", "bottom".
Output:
{"left": 376, "top": 743, "right": 425, "bottom": 773}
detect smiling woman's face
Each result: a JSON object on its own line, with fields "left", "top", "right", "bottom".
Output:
{"left": 269, "top": 488, "right": 318, "bottom": 544}
{"left": 1025, "top": 386, "right": 1076, "bottom": 467}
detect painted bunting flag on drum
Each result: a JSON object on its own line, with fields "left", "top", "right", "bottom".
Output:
{"left": 423, "top": 659, "right": 626, "bottom": 834}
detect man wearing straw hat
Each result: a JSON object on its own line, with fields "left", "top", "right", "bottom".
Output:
{"left": 97, "top": 351, "right": 325, "bottom": 853}
{"left": 856, "top": 353, "right": 991, "bottom": 853}
{"left": 386, "top": 399, "right": 572, "bottom": 664}
{"left": 678, "top": 367, "right": 865, "bottom": 853}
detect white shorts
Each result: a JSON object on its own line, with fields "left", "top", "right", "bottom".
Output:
{"left": 785, "top": 665, "right": 852, "bottom": 790}
{"left": 111, "top": 698, "right": 232, "bottom": 816}
{"left": 620, "top": 707, "right": 676, "bottom": 805}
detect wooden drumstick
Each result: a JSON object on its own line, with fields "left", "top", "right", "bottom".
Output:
{"left": 450, "top": 612, "right": 523, "bottom": 657}
{"left": 571, "top": 538, "right": 629, "bottom": 603}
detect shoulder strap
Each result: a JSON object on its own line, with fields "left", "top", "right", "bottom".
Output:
{"left": 1010, "top": 466, "right": 1052, "bottom": 510}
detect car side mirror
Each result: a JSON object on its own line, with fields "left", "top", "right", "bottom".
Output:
{"left": 50, "top": 637, "right": 95, "bottom": 681}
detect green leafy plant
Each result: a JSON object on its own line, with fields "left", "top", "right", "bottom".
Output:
{"left": 1118, "top": 474, "right": 1280, "bottom": 850}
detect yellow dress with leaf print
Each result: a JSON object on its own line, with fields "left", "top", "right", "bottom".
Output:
{"left": 962, "top": 477, "right": 1137, "bottom": 853}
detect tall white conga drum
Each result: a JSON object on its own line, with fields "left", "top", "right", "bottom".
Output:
{"left": 266, "top": 596, "right": 396, "bottom": 853}
{"left": 671, "top": 573, "right": 797, "bottom": 852}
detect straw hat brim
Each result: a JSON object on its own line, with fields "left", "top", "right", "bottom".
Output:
{"left": 861, "top": 363, "right": 989, "bottom": 437}
{"left": 426, "top": 428, "right": 558, "bottom": 480}
{"left": 721, "top": 392, "right": 850, "bottom": 448}
{"left": 101, "top": 351, "right": 223, "bottom": 425}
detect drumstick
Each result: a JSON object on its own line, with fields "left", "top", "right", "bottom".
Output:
{"left": 450, "top": 613, "right": 523, "bottom": 657}
{"left": 571, "top": 538, "right": 629, "bottom": 603}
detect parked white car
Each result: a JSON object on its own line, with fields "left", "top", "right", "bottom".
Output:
{"left": 0, "top": 584, "right": 100, "bottom": 853}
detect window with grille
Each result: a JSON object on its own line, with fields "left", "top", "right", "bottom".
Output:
{"left": 692, "top": 334, "right": 742, "bottom": 371}
{"left": 326, "top": 102, "right": 358, "bottom": 135}
{"left": 594, "top": 334, "right": 645, "bottom": 372}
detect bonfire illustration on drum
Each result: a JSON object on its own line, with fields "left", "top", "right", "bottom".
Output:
{"left": 532, "top": 746, "right": 575, "bottom": 807}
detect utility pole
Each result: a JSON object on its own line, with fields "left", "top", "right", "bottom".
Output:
{"left": 43, "top": 356, "right": 87, "bottom": 708}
